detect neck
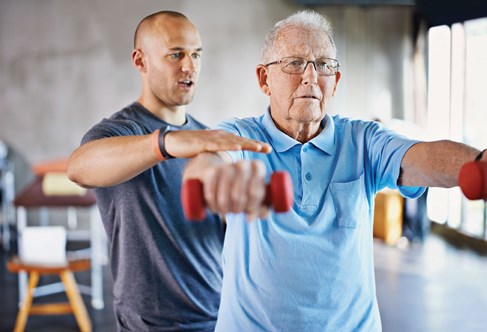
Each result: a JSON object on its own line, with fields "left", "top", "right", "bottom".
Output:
{"left": 274, "top": 118, "right": 322, "bottom": 143}
{"left": 137, "top": 97, "right": 186, "bottom": 126}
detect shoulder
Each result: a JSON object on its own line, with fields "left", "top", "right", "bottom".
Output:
{"left": 81, "top": 103, "right": 149, "bottom": 144}
{"left": 217, "top": 116, "right": 263, "bottom": 136}
{"left": 331, "top": 115, "right": 382, "bottom": 136}
{"left": 185, "top": 114, "right": 209, "bottom": 130}
{"left": 331, "top": 114, "right": 378, "bottom": 128}
{"left": 103, "top": 102, "right": 142, "bottom": 121}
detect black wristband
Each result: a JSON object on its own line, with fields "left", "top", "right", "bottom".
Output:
{"left": 475, "top": 149, "right": 486, "bottom": 162}
{"left": 158, "top": 126, "right": 174, "bottom": 159}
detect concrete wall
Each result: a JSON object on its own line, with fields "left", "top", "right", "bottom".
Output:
{"left": 0, "top": 0, "right": 413, "bottom": 166}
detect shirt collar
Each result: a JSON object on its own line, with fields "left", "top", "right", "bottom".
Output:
{"left": 262, "top": 108, "right": 335, "bottom": 155}
{"left": 310, "top": 114, "right": 335, "bottom": 155}
{"left": 262, "top": 108, "right": 298, "bottom": 152}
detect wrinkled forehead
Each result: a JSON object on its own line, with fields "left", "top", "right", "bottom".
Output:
{"left": 273, "top": 26, "right": 336, "bottom": 59}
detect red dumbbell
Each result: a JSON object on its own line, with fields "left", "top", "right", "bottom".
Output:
{"left": 458, "top": 161, "right": 487, "bottom": 201}
{"left": 181, "top": 171, "right": 294, "bottom": 221}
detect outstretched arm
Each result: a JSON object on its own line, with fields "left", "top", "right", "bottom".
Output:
{"left": 67, "top": 130, "right": 271, "bottom": 188}
{"left": 398, "top": 140, "right": 484, "bottom": 187}
{"left": 183, "top": 152, "right": 269, "bottom": 221}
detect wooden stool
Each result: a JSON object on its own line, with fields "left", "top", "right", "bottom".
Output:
{"left": 7, "top": 257, "right": 92, "bottom": 332}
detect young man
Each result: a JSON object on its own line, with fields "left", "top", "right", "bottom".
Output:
{"left": 67, "top": 11, "right": 269, "bottom": 331}
{"left": 183, "top": 10, "right": 486, "bottom": 331}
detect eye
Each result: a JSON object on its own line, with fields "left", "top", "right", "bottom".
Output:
{"left": 169, "top": 52, "right": 183, "bottom": 60}
{"left": 316, "top": 60, "right": 329, "bottom": 70}
{"left": 191, "top": 52, "right": 201, "bottom": 59}
{"left": 288, "top": 59, "right": 305, "bottom": 67}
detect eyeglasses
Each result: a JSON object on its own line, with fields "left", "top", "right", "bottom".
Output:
{"left": 265, "top": 56, "right": 340, "bottom": 76}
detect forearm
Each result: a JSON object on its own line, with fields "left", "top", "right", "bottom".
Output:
{"left": 68, "top": 129, "right": 271, "bottom": 188}
{"left": 67, "top": 135, "right": 158, "bottom": 188}
{"left": 399, "top": 140, "right": 481, "bottom": 188}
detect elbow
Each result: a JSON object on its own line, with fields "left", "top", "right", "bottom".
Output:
{"left": 66, "top": 166, "right": 80, "bottom": 187}
{"left": 66, "top": 156, "right": 94, "bottom": 189}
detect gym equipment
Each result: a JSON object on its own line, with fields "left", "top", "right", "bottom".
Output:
{"left": 181, "top": 171, "right": 294, "bottom": 221}
{"left": 458, "top": 160, "right": 487, "bottom": 201}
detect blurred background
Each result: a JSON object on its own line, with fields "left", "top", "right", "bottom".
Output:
{"left": 0, "top": 0, "right": 421, "bottom": 162}
{"left": 1, "top": 0, "right": 487, "bottom": 331}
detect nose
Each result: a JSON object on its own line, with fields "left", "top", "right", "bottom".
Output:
{"left": 181, "top": 55, "right": 197, "bottom": 73}
{"left": 302, "top": 61, "right": 318, "bottom": 85}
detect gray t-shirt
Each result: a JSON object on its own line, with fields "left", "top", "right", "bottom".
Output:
{"left": 82, "top": 102, "right": 223, "bottom": 331}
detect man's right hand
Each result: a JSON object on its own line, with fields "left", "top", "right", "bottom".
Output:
{"left": 184, "top": 154, "right": 269, "bottom": 221}
{"left": 68, "top": 130, "right": 271, "bottom": 189}
{"left": 164, "top": 130, "right": 272, "bottom": 158}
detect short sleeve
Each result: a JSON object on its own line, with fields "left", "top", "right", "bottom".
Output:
{"left": 81, "top": 119, "right": 146, "bottom": 146}
{"left": 215, "top": 118, "right": 245, "bottom": 162}
{"left": 365, "top": 122, "right": 426, "bottom": 199}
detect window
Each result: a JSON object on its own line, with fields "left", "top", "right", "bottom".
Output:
{"left": 426, "top": 18, "right": 487, "bottom": 239}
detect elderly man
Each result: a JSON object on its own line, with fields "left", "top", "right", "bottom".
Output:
{"left": 183, "top": 10, "right": 485, "bottom": 331}
{"left": 68, "top": 11, "right": 269, "bottom": 331}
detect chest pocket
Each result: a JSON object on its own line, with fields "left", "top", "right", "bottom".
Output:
{"left": 330, "top": 173, "right": 368, "bottom": 228}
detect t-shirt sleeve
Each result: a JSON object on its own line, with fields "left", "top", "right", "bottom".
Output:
{"left": 81, "top": 118, "right": 145, "bottom": 146}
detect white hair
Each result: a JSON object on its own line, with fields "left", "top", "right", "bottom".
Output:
{"left": 262, "top": 10, "right": 336, "bottom": 62}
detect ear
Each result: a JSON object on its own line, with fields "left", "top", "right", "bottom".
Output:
{"left": 331, "top": 70, "right": 341, "bottom": 96}
{"left": 132, "top": 49, "right": 146, "bottom": 72}
{"left": 256, "top": 65, "right": 271, "bottom": 96}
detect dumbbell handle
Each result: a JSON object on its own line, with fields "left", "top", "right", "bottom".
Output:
{"left": 458, "top": 161, "right": 487, "bottom": 201}
{"left": 181, "top": 171, "right": 294, "bottom": 221}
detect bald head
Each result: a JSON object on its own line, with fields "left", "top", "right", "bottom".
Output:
{"left": 131, "top": 11, "right": 202, "bottom": 115}
{"left": 134, "top": 11, "right": 191, "bottom": 49}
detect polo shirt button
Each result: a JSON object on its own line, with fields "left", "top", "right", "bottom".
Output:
{"left": 305, "top": 172, "right": 312, "bottom": 181}
{"left": 303, "top": 147, "right": 308, "bottom": 152}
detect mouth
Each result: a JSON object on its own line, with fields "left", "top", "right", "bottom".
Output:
{"left": 178, "top": 80, "right": 194, "bottom": 88}
{"left": 297, "top": 95, "right": 320, "bottom": 100}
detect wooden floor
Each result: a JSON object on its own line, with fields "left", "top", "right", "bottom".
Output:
{"left": 1, "top": 232, "right": 487, "bottom": 332}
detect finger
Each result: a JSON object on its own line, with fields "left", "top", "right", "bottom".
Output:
{"left": 246, "top": 161, "right": 267, "bottom": 210}
{"left": 241, "top": 161, "right": 267, "bottom": 219}
{"left": 203, "top": 166, "right": 222, "bottom": 214}
{"left": 236, "top": 138, "right": 272, "bottom": 153}
{"left": 229, "top": 161, "right": 250, "bottom": 213}
{"left": 205, "top": 131, "right": 272, "bottom": 154}
{"left": 245, "top": 205, "right": 268, "bottom": 222}
{"left": 258, "top": 206, "right": 270, "bottom": 220}
{"left": 245, "top": 211, "right": 258, "bottom": 222}
{"left": 215, "top": 165, "right": 235, "bottom": 215}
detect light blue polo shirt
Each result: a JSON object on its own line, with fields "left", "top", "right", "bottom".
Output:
{"left": 215, "top": 109, "right": 424, "bottom": 332}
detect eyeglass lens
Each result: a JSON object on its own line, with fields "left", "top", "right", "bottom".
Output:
{"left": 282, "top": 57, "right": 338, "bottom": 76}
